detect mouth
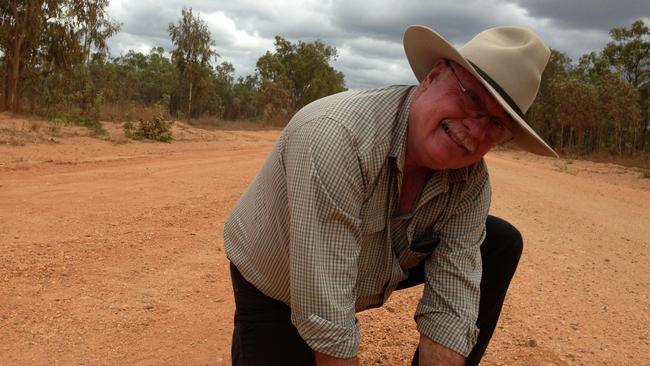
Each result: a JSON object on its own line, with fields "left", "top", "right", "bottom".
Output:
{"left": 441, "top": 120, "right": 477, "bottom": 154}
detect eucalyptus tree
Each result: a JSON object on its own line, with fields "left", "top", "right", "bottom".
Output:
{"left": 603, "top": 20, "right": 649, "bottom": 150}
{"left": 256, "top": 36, "right": 346, "bottom": 120}
{"left": 168, "top": 7, "right": 217, "bottom": 119}
{"left": 0, "top": 0, "right": 119, "bottom": 112}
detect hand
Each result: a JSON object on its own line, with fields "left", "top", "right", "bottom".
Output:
{"left": 315, "top": 351, "right": 359, "bottom": 366}
{"left": 418, "top": 334, "right": 465, "bottom": 366}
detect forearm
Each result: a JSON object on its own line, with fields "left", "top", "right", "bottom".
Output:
{"left": 315, "top": 351, "right": 359, "bottom": 366}
{"left": 418, "top": 334, "right": 465, "bottom": 366}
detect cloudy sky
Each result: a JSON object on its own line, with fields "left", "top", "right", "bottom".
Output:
{"left": 106, "top": 0, "right": 649, "bottom": 90}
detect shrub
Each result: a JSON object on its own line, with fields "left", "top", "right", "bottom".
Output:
{"left": 47, "top": 111, "right": 107, "bottom": 136}
{"left": 123, "top": 103, "right": 173, "bottom": 142}
{"left": 641, "top": 169, "right": 650, "bottom": 179}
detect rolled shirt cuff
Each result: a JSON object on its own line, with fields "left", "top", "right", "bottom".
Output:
{"left": 414, "top": 307, "right": 480, "bottom": 357}
{"left": 293, "top": 313, "right": 360, "bottom": 358}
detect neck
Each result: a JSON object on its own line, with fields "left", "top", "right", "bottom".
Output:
{"left": 404, "top": 141, "right": 429, "bottom": 177}
{"left": 398, "top": 163, "right": 431, "bottom": 215}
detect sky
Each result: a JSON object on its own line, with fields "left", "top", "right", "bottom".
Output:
{"left": 106, "top": 0, "right": 650, "bottom": 90}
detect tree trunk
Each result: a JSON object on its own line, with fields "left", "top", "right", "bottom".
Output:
{"left": 8, "top": 0, "right": 28, "bottom": 113}
{"left": 8, "top": 34, "right": 25, "bottom": 113}
{"left": 1, "top": 58, "right": 9, "bottom": 111}
{"left": 641, "top": 111, "right": 648, "bottom": 151}
{"left": 617, "top": 124, "right": 622, "bottom": 155}
{"left": 187, "top": 78, "right": 192, "bottom": 121}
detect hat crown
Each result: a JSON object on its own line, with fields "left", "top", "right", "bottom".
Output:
{"left": 459, "top": 27, "right": 550, "bottom": 114}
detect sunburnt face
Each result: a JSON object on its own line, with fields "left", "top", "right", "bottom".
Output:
{"left": 406, "top": 59, "right": 515, "bottom": 171}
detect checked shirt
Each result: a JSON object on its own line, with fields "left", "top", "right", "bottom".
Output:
{"left": 224, "top": 85, "right": 491, "bottom": 358}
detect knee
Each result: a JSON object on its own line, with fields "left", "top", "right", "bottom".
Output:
{"left": 485, "top": 215, "right": 523, "bottom": 265}
{"left": 504, "top": 221, "right": 523, "bottom": 259}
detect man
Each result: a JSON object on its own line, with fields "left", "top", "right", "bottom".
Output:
{"left": 224, "top": 24, "right": 557, "bottom": 366}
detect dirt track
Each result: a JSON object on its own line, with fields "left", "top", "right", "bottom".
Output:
{"left": 1, "top": 116, "right": 649, "bottom": 365}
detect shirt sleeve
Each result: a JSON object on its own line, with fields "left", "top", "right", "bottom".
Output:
{"left": 414, "top": 160, "right": 491, "bottom": 357}
{"left": 282, "top": 119, "right": 365, "bottom": 358}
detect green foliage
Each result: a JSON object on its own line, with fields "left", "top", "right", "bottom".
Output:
{"left": 124, "top": 104, "right": 173, "bottom": 142}
{"left": 603, "top": 20, "right": 649, "bottom": 88}
{"left": 258, "top": 79, "right": 293, "bottom": 125}
{"left": 641, "top": 169, "right": 650, "bottom": 179}
{"left": 47, "top": 111, "right": 107, "bottom": 136}
{"left": 527, "top": 20, "right": 649, "bottom": 158}
{"left": 575, "top": 52, "right": 611, "bottom": 83}
{"left": 168, "top": 7, "right": 218, "bottom": 119}
{"left": 0, "top": 0, "right": 120, "bottom": 113}
{"left": 122, "top": 120, "right": 135, "bottom": 138}
{"left": 2, "top": 5, "right": 644, "bottom": 163}
{"left": 226, "top": 75, "right": 259, "bottom": 121}
{"left": 256, "top": 36, "right": 346, "bottom": 123}
{"left": 0, "top": 4, "right": 347, "bottom": 131}
{"left": 109, "top": 48, "right": 175, "bottom": 106}
{"left": 603, "top": 20, "right": 650, "bottom": 151}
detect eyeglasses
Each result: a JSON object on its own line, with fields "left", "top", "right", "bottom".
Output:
{"left": 445, "top": 60, "right": 514, "bottom": 145}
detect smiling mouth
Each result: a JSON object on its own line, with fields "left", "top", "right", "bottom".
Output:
{"left": 441, "top": 120, "right": 477, "bottom": 154}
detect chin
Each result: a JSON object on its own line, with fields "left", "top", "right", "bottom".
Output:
{"left": 427, "top": 149, "right": 482, "bottom": 170}
{"left": 423, "top": 138, "right": 470, "bottom": 170}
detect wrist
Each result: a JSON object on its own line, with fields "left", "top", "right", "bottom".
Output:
{"left": 418, "top": 334, "right": 465, "bottom": 366}
{"left": 314, "top": 351, "right": 359, "bottom": 366}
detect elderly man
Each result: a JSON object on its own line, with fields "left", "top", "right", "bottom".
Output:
{"left": 224, "top": 24, "right": 557, "bottom": 366}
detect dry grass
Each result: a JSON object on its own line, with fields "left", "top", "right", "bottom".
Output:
{"left": 494, "top": 144, "right": 650, "bottom": 170}
{"left": 641, "top": 169, "right": 650, "bottom": 179}
{"left": 99, "top": 103, "right": 278, "bottom": 132}
{"left": 186, "top": 116, "right": 277, "bottom": 131}
{"left": 578, "top": 151, "right": 650, "bottom": 170}
{"left": 99, "top": 103, "right": 173, "bottom": 123}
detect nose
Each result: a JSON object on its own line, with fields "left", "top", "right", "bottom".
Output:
{"left": 465, "top": 116, "right": 490, "bottom": 140}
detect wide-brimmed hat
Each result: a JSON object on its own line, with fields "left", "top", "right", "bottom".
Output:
{"left": 403, "top": 25, "right": 558, "bottom": 157}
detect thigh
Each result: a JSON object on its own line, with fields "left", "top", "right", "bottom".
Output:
{"left": 230, "top": 263, "right": 314, "bottom": 366}
{"left": 481, "top": 215, "right": 523, "bottom": 279}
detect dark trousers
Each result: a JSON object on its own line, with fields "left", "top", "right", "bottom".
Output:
{"left": 230, "top": 215, "right": 523, "bottom": 366}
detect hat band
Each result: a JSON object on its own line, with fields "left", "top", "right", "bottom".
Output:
{"left": 467, "top": 60, "right": 525, "bottom": 119}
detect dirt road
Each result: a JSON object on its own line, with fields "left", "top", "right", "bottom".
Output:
{"left": 1, "top": 118, "right": 649, "bottom": 365}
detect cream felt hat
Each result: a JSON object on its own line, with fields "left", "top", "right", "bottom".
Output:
{"left": 403, "top": 25, "right": 558, "bottom": 157}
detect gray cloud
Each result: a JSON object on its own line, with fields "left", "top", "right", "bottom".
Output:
{"left": 106, "top": 0, "right": 649, "bottom": 89}
{"left": 510, "top": 0, "right": 650, "bottom": 30}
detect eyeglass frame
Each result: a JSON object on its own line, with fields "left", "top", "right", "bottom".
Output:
{"left": 445, "top": 60, "right": 514, "bottom": 145}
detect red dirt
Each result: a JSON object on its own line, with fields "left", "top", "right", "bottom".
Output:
{"left": 1, "top": 113, "right": 648, "bottom": 365}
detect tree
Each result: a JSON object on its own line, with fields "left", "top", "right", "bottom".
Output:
{"left": 603, "top": 20, "right": 650, "bottom": 150}
{"left": 230, "top": 74, "right": 259, "bottom": 120}
{"left": 0, "top": 0, "right": 119, "bottom": 113}
{"left": 527, "top": 49, "right": 572, "bottom": 147}
{"left": 553, "top": 77, "right": 600, "bottom": 154}
{"left": 256, "top": 36, "right": 346, "bottom": 121}
{"left": 576, "top": 51, "right": 611, "bottom": 84}
{"left": 111, "top": 47, "right": 174, "bottom": 105}
{"left": 212, "top": 61, "right": 235, "bottom": 118}
{"left": 140, "top": 47, "right": 175, "bottom": 105}
{"left": 597, "top": 73, "right": 641, "bottom": 154}
{"left": 168, "top": 7, "right": 217, "bottom": 119}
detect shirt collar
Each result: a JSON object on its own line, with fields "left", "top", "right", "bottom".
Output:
{"left": 389, "top": 86, "right": 416, "bottom": 172}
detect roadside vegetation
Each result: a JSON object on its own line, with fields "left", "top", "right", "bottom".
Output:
{"left": 0, "top": 2, "right": 648, "bottom": 166}
{"left": 526, "top": 20, "right": 649, "bottom": 166}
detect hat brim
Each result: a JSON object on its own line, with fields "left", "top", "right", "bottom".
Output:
{"left": 403, "top": 25, "right": 558, "bottom": 158}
